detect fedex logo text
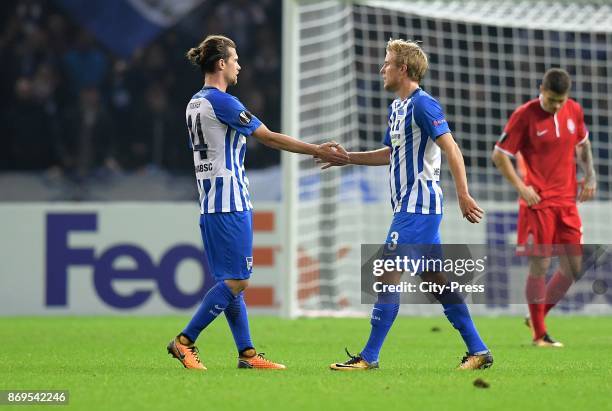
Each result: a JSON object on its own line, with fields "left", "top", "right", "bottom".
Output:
{"left": 45, "top": 213, "right": 213, "bottom": 310}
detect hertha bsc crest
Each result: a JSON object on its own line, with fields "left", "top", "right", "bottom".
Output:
{"left": 246, "top": 256, "right": 253, "bottom": 272}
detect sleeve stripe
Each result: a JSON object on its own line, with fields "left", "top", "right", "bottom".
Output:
{"left": 494, "top": 145, "right": 516, "bottom": 158}
{"left": 577, "top": 131, "right": 589, "bottom": 146}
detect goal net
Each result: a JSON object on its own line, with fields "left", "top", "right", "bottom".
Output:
{"left": 281, "top": 0, "right": 612, "bottom": 317}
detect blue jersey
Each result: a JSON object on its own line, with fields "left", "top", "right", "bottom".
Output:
{"left": 383, "top": 88, "right": 450, "bottom": 215}
{"left": 186, "top": 86, "right": 262, "bottom": 214}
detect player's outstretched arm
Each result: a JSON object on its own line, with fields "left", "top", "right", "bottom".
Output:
{"left": 252, "top": 124, "right": 349, "bottom": 164}
{"left": 491, "top": 148, "right": 541, "bottom": 206}
{"left": 576, "top": 139, "right": 597, "bottom": 202}
{"left": 436, "top": 133, "right": 484, "bottom": 224}
{"left": 315, "top": 147, "right": 391, "bottom": 169}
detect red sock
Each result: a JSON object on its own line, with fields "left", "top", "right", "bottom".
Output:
{"left": 526, "top": 275, "right": 546, "bottom": 339}
{"left": 544, "top": 271, "right": 573, "bottom": 316}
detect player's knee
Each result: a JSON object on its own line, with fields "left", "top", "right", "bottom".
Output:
{"left": 558, "top": 266, "right": 579, "bottom": 280}
{"left": 224, "top": 279, "right": 249, "bottom": 295}
{"left": 376, "top": 291, "right": 400, "bottom": 305}
{"left": 434, "top": 287, "right": 464, "bottom": 305}
{"left": 529, "top": 257, "right": 551, "bottom": 276}
{"left": 559, "top": 256, "right": 581, "bottom": 279}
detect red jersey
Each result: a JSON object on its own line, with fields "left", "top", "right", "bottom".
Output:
{"left": 495, "top": 97, "right": 589, "bottom": 209}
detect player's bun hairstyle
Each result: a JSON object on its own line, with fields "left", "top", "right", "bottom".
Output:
{"left": 186, "top": 35, "right": 236, "bottom": 74}
{"left": 386, "top": 38, "right": 428, "bottom": 83}
{"left": 542, "top": 68, "right": 571, "bottom": 95}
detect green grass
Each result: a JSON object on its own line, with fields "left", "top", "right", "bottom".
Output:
{"left": 1, "top": 316, "right": 611, "bottom": 411}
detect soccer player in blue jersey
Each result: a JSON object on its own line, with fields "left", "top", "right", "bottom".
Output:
{"left": 321, "top": 39, "right": 493, "bottom": 370}
{"left": 167, "top": 35, "right": 349, "bottom": 370}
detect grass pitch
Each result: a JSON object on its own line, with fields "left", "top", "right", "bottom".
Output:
{"left": 1, "top": 316, "right": 611, "bottom": 411}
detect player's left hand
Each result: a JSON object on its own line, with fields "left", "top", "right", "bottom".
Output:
{"left": 458, "top": 193, "right": 484, "bottom": 224}
{"left": 578, "top": 177, "right": 597, "bottom": 202}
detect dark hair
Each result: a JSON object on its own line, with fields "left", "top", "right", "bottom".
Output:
{"left": 542, "top": 68, "right": 571, "bottom": 95}
{"left": 186, "top": 35, "right": 236, "bottom": 74}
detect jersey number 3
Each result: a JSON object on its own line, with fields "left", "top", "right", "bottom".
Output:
{"left": 187, "top": 113, "right": 208, "bottom": 159}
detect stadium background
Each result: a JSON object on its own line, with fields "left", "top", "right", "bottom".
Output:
{"left": 1, "top": 2, "right": 611, "bottom": 410}
{"left": 1, "top": 0, "right": 611, "bottom": 316}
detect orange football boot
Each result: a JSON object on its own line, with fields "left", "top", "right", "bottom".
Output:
{"left": 237, "top": 351, "right": 286, "bottom": 370}
{"left": 526, "top": 316, "right": 564, "bottom": 347}
{"left": 533, "top": 333, "right": 564, "bottom": 348}
{"left": 167, "top": 337, "right": 207, "bottom": 370}
{"left": 457, "top": 351, "right": 494, "bottom": 370}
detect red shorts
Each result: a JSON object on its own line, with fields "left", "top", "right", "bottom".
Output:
{"left": 516, "top": 205, "right": 583, "bottom": 256}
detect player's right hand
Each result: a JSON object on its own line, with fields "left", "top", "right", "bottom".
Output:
{"left": 518, "top": 184, "right": 541, "bottom": 207}
{"left": 314, "top": 142, "right": 349, "bottom": 169}
{"left": 578, "top": 177, "right": 596, "bottom": 202}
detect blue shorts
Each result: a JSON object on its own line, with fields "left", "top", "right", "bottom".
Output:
{"left": 199, "top": 210, "right": 253, "bottom": 281}
{"left": 383, "top": 213, "right": 443, "bottom": 274}
{"left": 385, "top": 212, "right": 442, "bottom": 245}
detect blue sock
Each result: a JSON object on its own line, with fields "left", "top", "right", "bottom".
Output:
{"left": 224, "top": 292, "right": 254, "bottom": 353}
{"left": 435, "top": 287, "right": 488, "bottom": 354}
{"left": 360, "top": 292, "right": 400, "bottom": 363}
{"left": 182, "top": 281, "right": 236, "bottom": 343}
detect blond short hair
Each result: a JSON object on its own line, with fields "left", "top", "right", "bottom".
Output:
{"left": 386, "top": 39, "right": 428, "bottom": 83}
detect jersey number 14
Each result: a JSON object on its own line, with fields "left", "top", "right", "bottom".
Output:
{"left": 187, "top": 113, "right": 208, "bottom": 159}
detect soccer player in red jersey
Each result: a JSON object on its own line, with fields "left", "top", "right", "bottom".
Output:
{"left": 491, "top": 68, "right": 597, "bottom": 347}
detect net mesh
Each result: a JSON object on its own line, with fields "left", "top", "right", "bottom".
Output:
{"left": 290, "top": 0, "right": 612, "bottom": 315}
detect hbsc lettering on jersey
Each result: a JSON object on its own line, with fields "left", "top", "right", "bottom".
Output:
{"left": 45, "top": 213, "right": 214, "bottom": 309}
{"left": 195, "top": 162, "right": 213, "bottom": 172}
